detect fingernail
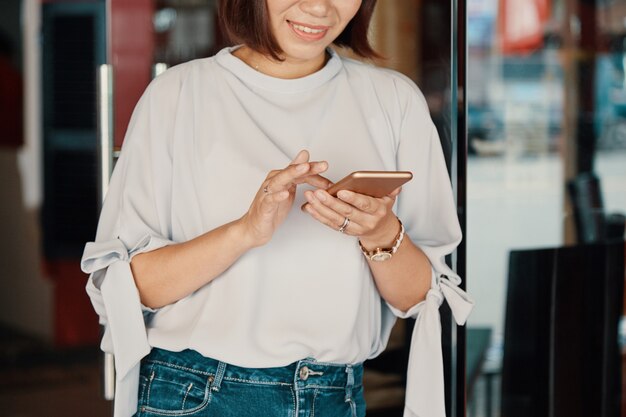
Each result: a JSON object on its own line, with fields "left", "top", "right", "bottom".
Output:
{"left": 296, "top": 163, "right": 308, "bottom": 172}
{"left": 337, "top": 190, "right": 351, "bottom": 199}
{"left": 315, "top": 190, "right": 326, "bottom": 201}
{"left": 305, "top": 191, "right": 316, "bottom": 202}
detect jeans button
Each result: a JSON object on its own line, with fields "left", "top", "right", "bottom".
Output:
{"left": 299, "top": 366, "right": 310, "bottom": 380}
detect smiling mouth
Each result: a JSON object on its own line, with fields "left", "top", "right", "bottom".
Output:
{"left": 287, "top": 20, "right": 329, "bottom": 40}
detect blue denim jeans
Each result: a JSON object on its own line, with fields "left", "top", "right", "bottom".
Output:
{"left": 134, "top": 348, "right": 366, "bottom": 417}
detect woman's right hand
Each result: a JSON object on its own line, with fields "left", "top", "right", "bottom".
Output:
{"left": 239, "top": 150, "right": 331, "bottom": 247}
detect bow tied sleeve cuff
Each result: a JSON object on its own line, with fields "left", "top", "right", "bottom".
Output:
{"left": 386, "top": 270, "right": 474, "bottom": 417}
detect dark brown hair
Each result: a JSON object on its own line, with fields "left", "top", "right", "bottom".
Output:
{"left": 218, "top": 0, "right": 379, "bottom": 60}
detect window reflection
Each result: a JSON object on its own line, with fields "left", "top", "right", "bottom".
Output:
{"left": 467, "top": 0, "right": 626, "bottom": 415}
{"left": 153, "top": 0, "right": 219, "bottom": 66}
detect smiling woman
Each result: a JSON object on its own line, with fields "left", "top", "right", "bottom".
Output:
{"left": 220, "top": 0, "right": 378, "bottom": 79}
{"left": 219, "top": 0, "right": 377, "bottom": 59}
{"left": 80, "top": 0, "right": 471, "bottom": 416}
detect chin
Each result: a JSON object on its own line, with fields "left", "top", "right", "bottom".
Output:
{"left": 285, "top": 48, "right": 325, "bottom": 62}
{"left": 279, "top": 40, "right": 331, "bottom": 62}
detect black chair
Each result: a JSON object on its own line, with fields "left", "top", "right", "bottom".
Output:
{"left": 501, "top": 242, "right": 624, "bottom": 417}
{"left": 568, "top": 172, "right": 625, "bottom": 243}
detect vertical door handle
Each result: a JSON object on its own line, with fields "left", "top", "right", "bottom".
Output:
{"left": 95, "top": 62, "right": 167, "bottom": 404}
{"left": 97, "top": 64, "right": 114, "bottom": 199}
{"left": 96, "top": 63, "right": 116, "bottom": 402}
{"left": 152, "top": 62, "right": 169, "bottom": 78}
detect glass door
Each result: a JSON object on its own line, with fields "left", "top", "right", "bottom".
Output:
{"left": 466, "top": 0, "right": 626, "bottom": 416}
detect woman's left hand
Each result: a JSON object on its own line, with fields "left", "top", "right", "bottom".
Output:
{"left": 302, "top": 187, "right": 402, "bottom": 247}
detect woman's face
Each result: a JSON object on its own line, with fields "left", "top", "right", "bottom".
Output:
{"left": 266, "top": 0, "right": 362, "bottom": 64}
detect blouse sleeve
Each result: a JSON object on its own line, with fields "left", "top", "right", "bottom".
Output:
{"left": 384, "top": 76, "right": 475, "bottom": 417}
{"left": 80, "top": 75, "right": 180, "bottom": 416}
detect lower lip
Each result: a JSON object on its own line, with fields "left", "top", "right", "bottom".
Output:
{"left": 288, "top": 22, "right": 328, "bottom": 42}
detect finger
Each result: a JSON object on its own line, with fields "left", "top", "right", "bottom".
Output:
{"left": 260, "top": 177, "right": 277, "bottom": 195}
{"left": 264, "top": 161, "right": 327, "bottom": 194}
{"left": 259, "top": 190, "right": 290, "bottom": 213}
{"left": 308, "top": 161, "right": 328, "bottom": 175}
{"left": 291, "top": 149, "right": 309, "bottom": 165}
{"left": 377, "top": 187, "right": 402, "bottom": 206}
{"left": 304, "top": 190, "right": 364, "bottom": 232}
{"left": 266, "top": 162, "right": 311, "bottom": 191}
{"left": 388, "top": 186, "right": 402, "bottom": 198}
{"left": 265, "top": 153, "right": 326, "bottom": 193}
{"left": 265, "top": 169, "right": 280, "bottom": 180}
{"left": 291, "top": 160, "right": 328, "bottom": 179}
{"left": 272, "top": 158, "right": 331, "bottom": 189}
{"left": 266, "top": 151, "right": 314, "bottom": 182}
{"left": 296, "top": 173, "right": 333, "bottom": 189}
{"left": 312, "top": 189, "right": 358, "bottom": 219}
{"left": 303, "top": 200, "right": 363, "bottom": 236}
{"left": 336, "top": 190, "right": 379, "bottom": 214}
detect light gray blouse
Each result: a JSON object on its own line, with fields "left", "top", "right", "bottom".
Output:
{"left": 81, "top": 47, "right": 473, "bottom": 417}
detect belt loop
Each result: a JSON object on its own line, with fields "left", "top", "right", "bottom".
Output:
{"left": 211, "top": 361, "right": 227, "bottom": 392}
{"left": 344, "top": 364, "right": 354, "bottom": 402}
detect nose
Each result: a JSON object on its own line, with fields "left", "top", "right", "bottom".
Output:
{"left": 299, "top": 0, "right": 331, "bottom": 18}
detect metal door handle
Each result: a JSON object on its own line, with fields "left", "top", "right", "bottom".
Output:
{"left": 97, "top": 63, "right": 115, "bottom": 401}
{"left": 95, "top": 62, "right": 167, "bottom": 404}
{"left": 152, "top": 62, "right": 168, "bottom": 78}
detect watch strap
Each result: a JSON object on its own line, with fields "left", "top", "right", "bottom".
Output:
{"left": 359, "top": 218, "right": 405, "bottom": 262}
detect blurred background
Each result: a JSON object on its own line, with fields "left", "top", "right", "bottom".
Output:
{"left": 0, "top": 0, "right": 624, "bottom": 416}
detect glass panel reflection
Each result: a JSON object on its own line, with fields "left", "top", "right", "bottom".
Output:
{"left": 467, "top": 0, "right": 626, "bottom": 416}
{"left": 153, "top": 0, "right": 219, "bottom": 66}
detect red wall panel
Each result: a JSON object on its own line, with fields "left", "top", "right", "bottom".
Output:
{"left": 110, "top": 0, "right": 154, "bottom": 147}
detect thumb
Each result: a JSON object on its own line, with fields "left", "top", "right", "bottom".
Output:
{"left": 389, "top": 186, "right": 402, "bottom": 198}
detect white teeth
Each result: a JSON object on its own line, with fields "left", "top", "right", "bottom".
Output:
{"left": 292, "top": 23, "right": 325, "bottom": 34}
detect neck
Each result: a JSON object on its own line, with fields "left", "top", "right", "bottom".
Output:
{"left": 233, "top": 46, "right": 329, "bottom": 79}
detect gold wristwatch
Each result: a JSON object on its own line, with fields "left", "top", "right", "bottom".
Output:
{"left": 359, "top": 219, "right": 405, "bottom": 262}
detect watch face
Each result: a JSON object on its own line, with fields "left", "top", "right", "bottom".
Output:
{"left": 371, "top": 252, "right": 392, "bottom": 262}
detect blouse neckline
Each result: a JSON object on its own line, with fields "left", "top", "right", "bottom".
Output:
{"left": 215, "top": 45, "right": 343, "bottom": 94}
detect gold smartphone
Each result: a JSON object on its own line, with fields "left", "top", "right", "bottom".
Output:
{"left": 326, "top": 171, "right": 413, "bottom": 198}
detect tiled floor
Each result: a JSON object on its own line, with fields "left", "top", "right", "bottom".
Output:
{"left": 0, "top": 361, "right": 112, "bottom": 417}
{"left": 0, "top": 325, "right": 111, "bottom": 416}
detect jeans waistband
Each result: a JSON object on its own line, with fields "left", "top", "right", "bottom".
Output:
{"left": 144, "top": 348, "right": 364, "bottom": 391}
